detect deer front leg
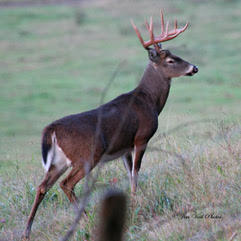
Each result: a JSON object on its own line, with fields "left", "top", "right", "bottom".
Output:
{"left": 131, "top": 143, "right": 147, "bottom": 194}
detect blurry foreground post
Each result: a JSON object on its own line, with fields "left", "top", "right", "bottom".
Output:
{"left": 97, "top": 190, "right": 127, "bottom": 241}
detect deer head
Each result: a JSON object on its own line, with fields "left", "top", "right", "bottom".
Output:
{"left": 131, "top": 10, "right": 198, "bottom": 78}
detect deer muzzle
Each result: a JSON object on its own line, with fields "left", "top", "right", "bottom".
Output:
{"left": 186, "top": 65, "right": 198, "bottom": 76}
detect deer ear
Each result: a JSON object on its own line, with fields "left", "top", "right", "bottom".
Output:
{"left": 147, "top": 48, "right": 160, "bottom": 63}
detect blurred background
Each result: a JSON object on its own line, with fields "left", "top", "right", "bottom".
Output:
{"left": 0, "top": 0, "right": 240, "bottom": 240}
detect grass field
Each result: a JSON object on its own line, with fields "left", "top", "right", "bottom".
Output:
{"left": 0, "top": 0, "right": 241, "bottom": 240}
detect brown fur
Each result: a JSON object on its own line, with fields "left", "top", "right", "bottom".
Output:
{"left": 22, "top": 48, "right": 198, "bottom": 239}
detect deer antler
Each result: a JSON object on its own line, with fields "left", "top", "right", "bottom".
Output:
{"left": 131, "top": 10, "right": 188, "bottom": 52}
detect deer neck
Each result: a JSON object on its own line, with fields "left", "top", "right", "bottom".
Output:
{"left": 137, "top": 62, "right": 171, "bottom": 115}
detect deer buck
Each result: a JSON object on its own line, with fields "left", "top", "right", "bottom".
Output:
{"left": 22, "top": 11, "right": 198, "bottom": 239}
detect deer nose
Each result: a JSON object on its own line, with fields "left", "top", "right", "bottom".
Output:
{"left": 193, "top": 65, "right": 198, "bottom": 73}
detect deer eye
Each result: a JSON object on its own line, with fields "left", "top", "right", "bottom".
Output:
{"left": 167, "top": 59, "right": 174, "bottom": 64}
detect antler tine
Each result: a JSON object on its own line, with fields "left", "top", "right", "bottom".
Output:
{"left": 149, "top": 16, "right": 160, "bottom": 52}
{"left": 145, "top": 17, "right": 158, "bottom": 50}
{"left": 144, "top": 18, "right": 153, "bottom": 41}
{"left": 145, "top": 19, "right": 150, "bottom": 31}
{"left": 158, "top": 22, "right": 189, "bottom": 42}
{"left": 131, "top": 10, "right": 189, "bottom": 49}
{"left": 149, "top": 16, "right": 155, "bottom": 43}
{"left": 174, "top": 19, "right": 177, "bottom": 31}
{"left": 131, "top": 19, "right": 146, "bottom": 48}
{"left": 168, "top": 21, "right": 189, "bottom": 37}
{"left": 164, "top": 20, "right": 169, "bottom": 38}
{"left": 181, "top": 22, "right": 189, "bottom": 32}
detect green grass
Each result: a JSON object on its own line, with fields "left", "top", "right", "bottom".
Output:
{"left": 0, "top": 0, "right": 241, "bottom": 240}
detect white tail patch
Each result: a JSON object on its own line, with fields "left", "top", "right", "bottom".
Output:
{"left": 41, "top": 133, "right": 56, "bottom": 172}
{"left": 42, "top": 132, "right": 72, "bottom": 172}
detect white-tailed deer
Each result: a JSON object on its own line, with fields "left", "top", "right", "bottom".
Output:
{"left": 22, "top": 11, "right": 198, "bottom": 239}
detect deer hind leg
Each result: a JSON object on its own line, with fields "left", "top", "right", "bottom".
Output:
{"left": 122, "top": 152, "right": 132, "bottom": 184}
{"left": 22, "top": 165, "right": 67, "bottom": 240}
{"left": 60, "top": 165, "right": 86, "bottom": 205}
{"left": 131, "top": 143, "right": 147, "bottom": 194}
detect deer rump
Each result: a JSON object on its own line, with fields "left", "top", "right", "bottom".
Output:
{"left": 41, "top": 90, "right": 158, "bottom": 172}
